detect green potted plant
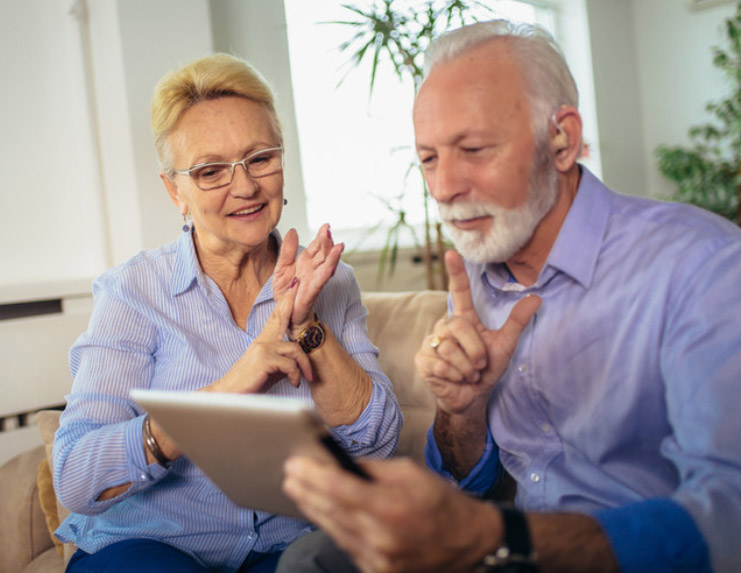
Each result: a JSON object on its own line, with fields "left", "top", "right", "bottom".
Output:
{"left": 329, "top": 0, "right": 494, "bottom": 289}
{"left": 654, "top": 1, "right": 741, "bottom": 225}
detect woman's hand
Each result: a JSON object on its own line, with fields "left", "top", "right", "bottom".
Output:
{"left": 274, "top": 225, "right": 344, "bottom": 335}
{"left": 205, "top": 280, "right": 314, "bottom": 393}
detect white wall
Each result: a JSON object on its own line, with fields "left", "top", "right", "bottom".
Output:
{"left": 632, "top": 0, "right": 735, "bottom": 198}
{"left": 584, "top": 0, "right": 644, "bottom": 194}
{"left": 0, "top": 0, "right": 108, "bottom": 286}
{"left": 586, "top": 0, "right": 735, "bottom": 197}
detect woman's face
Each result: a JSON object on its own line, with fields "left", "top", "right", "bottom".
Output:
{"left": 163, "top": 96, "right": 284, "bottom": 259}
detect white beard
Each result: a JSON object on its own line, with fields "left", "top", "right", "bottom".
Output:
{"left": 438, "top": 167, "right": 559, "bottom": 264}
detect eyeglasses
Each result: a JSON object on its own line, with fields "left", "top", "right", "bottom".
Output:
{"left": 174, "top": 146, "right": 284, "bottom": 191}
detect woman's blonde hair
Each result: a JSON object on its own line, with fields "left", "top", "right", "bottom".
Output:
{"left": 152, "top": 53, "right": 282, "bottom": 174}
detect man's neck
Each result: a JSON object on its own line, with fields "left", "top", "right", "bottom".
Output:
{"left": 506, "top": 167, "right": 581, "bottom": 286}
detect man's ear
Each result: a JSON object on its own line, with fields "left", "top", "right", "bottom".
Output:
{"left": 161, "top": 173, "right": 187, "bottom": 214}
{"left": 549, "top": 106, "right": 582, "bottom": 172}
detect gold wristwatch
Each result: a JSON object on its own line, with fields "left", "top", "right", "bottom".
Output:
{"left": 294, "top": 313, "right": 326, "bottom": 354}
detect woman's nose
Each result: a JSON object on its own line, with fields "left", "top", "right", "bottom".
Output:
{"left": 229, "top": 163, "right": 260, "bottom": 197}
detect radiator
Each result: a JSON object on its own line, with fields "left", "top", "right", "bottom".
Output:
{"left": 0, "top": 281, "right": 93, "bottom": 466}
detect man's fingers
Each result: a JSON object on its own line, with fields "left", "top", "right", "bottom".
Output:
{"left": 284, "top": 456, "right": 369, "bottom": 511}
{"left": 499, "top": 295, "right": 541, "bottom": 347}
{"left": 445, "top": 250, "right": 478, "bottom": 323}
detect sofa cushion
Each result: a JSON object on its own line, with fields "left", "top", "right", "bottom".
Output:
{"left": 36, "top": 409, "right": 74, "bottom": 565}
{"left": 362, "top": 290, "right": 447, "bottom": 463}
{"left": 0, "top": 445, "right": 54, "bottom": 573}
{"left": 36, "top": 457, "right": 63, "bottom": 556}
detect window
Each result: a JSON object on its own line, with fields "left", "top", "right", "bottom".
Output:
{"left": 284, "top": 1, "right": 559, "bottom": 250}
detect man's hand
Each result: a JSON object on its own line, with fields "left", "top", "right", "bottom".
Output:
{"left": 283, "top": 455, "right": 620, "bottom": 573}
{"left": 283, "top": 456, "right": 502, "bottom": 573}
{"left": 415, "top": 249, "right": 541, "bottom": 416}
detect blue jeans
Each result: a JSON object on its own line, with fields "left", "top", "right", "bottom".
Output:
{"left": 66, "top": 539, "right": 281, "bottom": 573}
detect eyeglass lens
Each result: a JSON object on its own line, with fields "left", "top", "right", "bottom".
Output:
{"left": 191, "top": 148, "right": 282, "bottom": 190}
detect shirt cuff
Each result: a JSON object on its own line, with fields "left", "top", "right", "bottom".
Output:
{"left": 424, "top": 424, "right": 499, "bottom": 496}
{"left": 594, "top": 498, "right": 711, "bottom": 572}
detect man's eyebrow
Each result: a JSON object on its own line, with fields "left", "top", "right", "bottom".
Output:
{"left": 416, "top": 131, "right": 491, "bottom": 151}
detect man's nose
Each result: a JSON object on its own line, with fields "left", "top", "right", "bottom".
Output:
{"left": 428, "top": 153, "right": 468, "bottom": 204}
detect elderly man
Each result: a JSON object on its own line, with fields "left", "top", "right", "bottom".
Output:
{"left": 279, "top": 20, "right": 741, "bottom": 573}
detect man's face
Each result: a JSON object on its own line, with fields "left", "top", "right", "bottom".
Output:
{"left": 413, "top": 41, "right": 557, "bottom": 264}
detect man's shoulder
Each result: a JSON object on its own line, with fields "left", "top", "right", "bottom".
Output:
{"left": 605, "top": 189, "right": 740, "bottom": 254}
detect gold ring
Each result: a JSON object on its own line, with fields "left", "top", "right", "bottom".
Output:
{"left": 430, "top": 335, "right": 443, "bottom": 350}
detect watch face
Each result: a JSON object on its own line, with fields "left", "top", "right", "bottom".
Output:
{"left": 300, "top": 323, "right": 325, "bottom": 353}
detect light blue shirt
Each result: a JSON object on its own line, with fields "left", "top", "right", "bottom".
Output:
{"left": 54, "top": 230, "right": 402, "bottom": 571}
{"left": 427, "top": 167, "right": 741, "bottom": 572}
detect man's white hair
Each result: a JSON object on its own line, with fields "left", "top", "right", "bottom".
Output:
{"left": 423, "top": 20, "right": 579, "bottom": 143}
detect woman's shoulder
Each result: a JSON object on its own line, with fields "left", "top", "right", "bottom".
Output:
{"left": 93, "top": 236, "right": 182, "bottom": 296}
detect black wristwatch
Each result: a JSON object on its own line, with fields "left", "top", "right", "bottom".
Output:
{"left": 294, "top": 314, "right": 326, "bottom": 354}
{"left": 475, "top": 506, "right": 539, "bottom": 572}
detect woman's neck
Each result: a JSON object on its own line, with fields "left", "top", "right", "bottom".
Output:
{"left": 193, "top": 231, "right": 278, "bottom": 298}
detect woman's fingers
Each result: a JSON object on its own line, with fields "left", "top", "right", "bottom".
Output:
{"left": 267, "top": 342, "right": 314, "bottom": 386}
{"left": 273, "top": 228, "right": 299, "bottom": 298}
{"left": 263, "top": 276, "right": 298, "bottom": 340}
{"left": 291, "top": 224, "right": 344, "bottom": 328}
{"left": 276, "top": 228, "right": 299, "bottom": 270}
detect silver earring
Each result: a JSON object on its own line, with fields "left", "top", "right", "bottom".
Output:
{"left": 182, "top": 214, "right": 192, "bottom": 232}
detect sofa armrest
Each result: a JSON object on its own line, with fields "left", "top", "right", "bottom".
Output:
{"left": 0, "top": 445, "right": 55, "bottom": 573}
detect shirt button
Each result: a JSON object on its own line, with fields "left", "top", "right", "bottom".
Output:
{"left": 541, "top": 423, "right": 552, "bottom": 433}
{"left": 529, "top": 472, "right": 541, "bottom": 483}
{"left": 517, "top": 364, "right": 528, "bottom": 373}
{"left": 140, "top": 473, "right": 147, "bottom": 480}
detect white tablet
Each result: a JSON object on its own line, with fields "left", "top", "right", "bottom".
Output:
{"left": 130, "top": 389, "right": 369, "bottom": 518}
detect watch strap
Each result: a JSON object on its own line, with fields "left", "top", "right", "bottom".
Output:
{"left": 476, "top": 506, "right": 538, "bottom": 572}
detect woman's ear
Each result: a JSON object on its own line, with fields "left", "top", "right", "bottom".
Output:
{"left": 161, "top": 173, "right": 187, "bottom": 213}
{"left": 549, "top": 106, "right": 582, "bottom": 172}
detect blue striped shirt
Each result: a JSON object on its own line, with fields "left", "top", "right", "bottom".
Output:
{"left": 53, "top": 230, "right": 402, "bottom": 571}
{"left": 427, "top": 167, "right": 741, "bottom": 572}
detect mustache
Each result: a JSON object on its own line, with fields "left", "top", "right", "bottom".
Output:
{"left": 437, "top": 201, "right": 503, "bottom": 222}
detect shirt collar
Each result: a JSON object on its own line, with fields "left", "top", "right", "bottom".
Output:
{"left": 474, "top": 165, "right": 611, "bottom": 292}
{"left": 545, "top": 165, "right": 610, "bottom": 289}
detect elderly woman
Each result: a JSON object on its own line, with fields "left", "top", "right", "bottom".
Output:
{"left": 52, "top": 53, "right": 402, "bottom": 573}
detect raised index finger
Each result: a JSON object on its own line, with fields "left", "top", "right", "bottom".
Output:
{"left": 445, "top": 249, "right": 479, "bottom": 324}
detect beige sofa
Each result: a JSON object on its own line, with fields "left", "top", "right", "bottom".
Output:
{"left": 0, "top": 290, "right": 447, "bottom": 573}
